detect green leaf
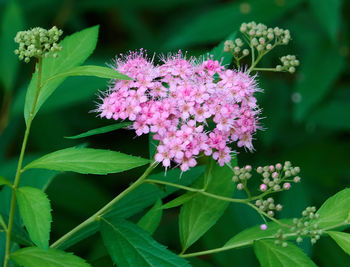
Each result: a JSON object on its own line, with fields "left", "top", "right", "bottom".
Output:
{"left": 179, "top": 158, "right": 236, "bottom": 251}
{"left": 309, "top": 0, "right": 342, "bottom": 41}
{"left": 66, "top": 122, "right": 132, "bottom": 139}
{"left": 224, "top": 219, "right": 293, "bottom": 249}
{"left": 11, "top": 247, "right": 91, "bottom": 267}
{"left": 0, "top": 0, "right": 24, "bottom": 92}
{"left": 23, "top": 147, "right": 150, "bottom": 175}
{"left": 162, "top": 192, "right": 196, "bottom": 210}
{"left": 24, "top": 26, "right": 99, "bottom": 124}
{"left": 17, "top": 186, "right": 52, "bottom": 250}
{"left": 254, "top": 239, "right": 317, "bottom": 267}
{"left": 0, "top": 176, "right": 12, "bottom": 187}
{"left": 206, "top": 31, "right": 236, "bottom": 66}
{"left": 294, "top": 41, "right": 345, "bottom": 120}
{"left": 316, "top": 188, "right": 350, "bottom": 228}
{"left": 327, "top": 231, "right": 350, "bottom": 256}
{"left": 100, "top": 217, "right": 190, "bottom": 267}
{"left": 42, "top": 65, "right": 131, "bottom": 86}
{"left": 137, "top": 199, "right": 163, "bottom": 235}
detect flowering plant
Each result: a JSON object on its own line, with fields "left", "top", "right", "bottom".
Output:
{"left": 0, "top": 20, "right": 349, "bottom": 267}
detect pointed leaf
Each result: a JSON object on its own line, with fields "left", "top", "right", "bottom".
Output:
{"left": 327, "top": 231, "right": 350, "bottom": 256}
{"left": 23, "top": 147, "right": 150, "bottom": 175}
{"left": 0, "top": 176, "right": 12, "bottom": 187}
{"left": 206, "top": 31, "right": 236, "bottom": 66}
{"left": 11, "top": 247, "right": 90, "bottom": 267}
{"left": 162, "top": 192, "right": 196, "bottom": 210}
{"left": 17, "top": 187, "right": 52, "bottom": 249}
{"left": 137, "top": 199, "right": 162, "bottom": 235}
{"left": 66, "top": 122, "right": 132, "bottom": 139}
{"left": 42, "top": 65, "right": 131, "bottom": 85}
{"left": 179, "top": 158, "right": 236, "bottom": 250}
{"left": 0, "top": 1, "right": 24, "bottom": 92}
{"left": 24, "top": 26, "right": 99, "bottom": 123}
{"left": 100, "top": 218, "right": 190, "bottom": 267}
{"left": 254, "top": 240, "right": 317, "bottom": 267}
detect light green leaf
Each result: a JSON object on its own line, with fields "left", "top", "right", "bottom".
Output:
{"left": 0, "top": 0, "right": 24, "bottom": 92}
{"left": 23, "top": 147, "right": 150, "bottom": 175}
{"left": 17, "top": 186, "right": 52, "bottom": 250}
{"left": 179, "top": 158, "right": 236, "bottom": 251}
{"left": 0, "top": 176, "right": 12, "bottom": 187}
{"left": 162, "top": 192, "right": 196, "bottom": 210}
{"left": 327, "top": 231, "right": 350, "bottom": 256}
{"left": 206, "top": 31, "right": 236, "bottom": 66}
{"left": 66, "top": 122, "right": 132, "bottom": 139}
{"left": 309, "top": 0, "right": 342, "bottom": 40}
{"left": 294, "top": 41, "right": 345, "bottom": 120}
{"left": 254, "top": 239, "right": 317, "bottom": 267}
{"left": 100, "top": 217, "right": 191, "bottom": 267}
{"left": 137, "top": 199, "right": 163, "bottom": 235}
{"left": 316, "top": 188, "right": 350, "bottom": 228}
{"left": 11, "top": 247, "right": 91, "bottom": 267}
{"left": 24, "top": 26, "right": 99, "bottom": 124}
{"left": 42, "top": 65, "right": 131, "bottom": 86}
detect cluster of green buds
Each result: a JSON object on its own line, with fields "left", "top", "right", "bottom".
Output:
{"left": 276, "top": 55, "right": 300, "bottom": 73}
{"left": 14, "top": 26, "right": 63, "bottom": 63}
{"left": 232, "top": 165, "right": 252, "bottom": 190}
{"left": 255, "top": 197, "right": 283, "bottom": 218}
{"left": 292, "top": 207, "right": 322, "bottom": 245}
{"left": 223, "top": 21, "right": 299, "bottom": 73}
{"left": 257, "top": 161, "right": 301, "bottom": 193}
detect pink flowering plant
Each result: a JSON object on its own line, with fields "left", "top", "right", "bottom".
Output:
{"left": 1, "top": 22, "right": 350, "bottom": 267}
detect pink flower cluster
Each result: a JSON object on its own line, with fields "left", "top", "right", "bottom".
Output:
{"left": 98, "top": 51, "right": 261, "bottom": 172}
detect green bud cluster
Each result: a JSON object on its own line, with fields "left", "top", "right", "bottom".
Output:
{"left": 232, "top": 165, "right": 252, "bottom": 190}
{"left": 276, "top": 55, "right": 300, "bottom": 73}
{"left": 255, "top": 197, "right": 283, "bottom": 218}
{"left": 224, "top": 38, "right": 250, "bottom": 59}
{"left": 291, "top": 206, "right": 322, "bottom": 245}
{"left": 274, "top": 229, "right": 288, "bottom": 247}
{"left": 14, "top": 26, "right": 63, "bottom": 63}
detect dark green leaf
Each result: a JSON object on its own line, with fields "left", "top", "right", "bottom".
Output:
{"left": 207, "top": 31, "right": 236, "bottom": 66}
{"left": 11, "top": 247, "right": 91, "bottom": 267}
{"left": 327, "top": 231, "right": 350, "bottom": 256}
{"left": 316, "top": 188, "right": 350, "bottom": 228}
{"left": 0, "top": 1, "right": 24, "bottom": 92}
{"left": 309, "top": 0, "right": 342, "bottom": 40}
{"left": 66, "top": 122, "right": 132, "bottom": 139}
{"left": 100, "top": 217, "right": 190, "bottom": 266}
{"left": 0, "top": 176, "right": 12, "bottom": 187}
{"left": 254, "top": 239, "right": 317, "bottom": 267}
{"left": 137, "top": 199, "right": 163, "bottom": 235}
{"left": 23, "top": 147, "right": 150, "bottom": 175}
{"left": 179, "top": 158, "right": 236, "bottom": 250}
{"left": 42, "top": 65, "right": 131, "bottom": 85}
{"left": 162, "top": 192, "right": 196, "bottom": 210}
{"left": 17, "top": 186, "right": 52, "bottom": 250}
{"left": 149, "top": 133, "right": 158, "bottom": 159}
{"left": 24, "top": 26, "right": 99, "bottom": 124}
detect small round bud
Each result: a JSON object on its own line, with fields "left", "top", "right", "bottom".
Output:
{"left": 260, "top": 184, "right": 267, "bottom": 191}
{"left": 268, "top": 210, "right": 274, "bottom": 217}
{"left": 289, "top": 67, "right": 295, "bottom": 73}
{"left": 276, "top": 65, "right": 283, "bottom": 71}
{"left": 260, "top": 224, "right": 268, "bottom": 230}
{"left": 243, "top": 49, "right": 249, "bottom": 56}
{"left": 273, "top": 185, "right": 281, "bottom": 191}
{"left": 296, "top": 237, "right": 303, "bottom": 243}
{"left": 263, "top": 172, "right": 270, "bottom": 179}
{"left": 237, "top": 183, "right": 244, "bottom": 190}
{"left": 276, "top": 204, "right": 283, "bottom": 211}
{"left": 294, "top": 176, "right": 301, "bottom": 183}
{"left": 245, "top": 165, "right": 252, "bottom": 172}
{"left": 283, "top": 183, "right": 291, "bottom": 190}
{"left": 257, "top": 166, "right": 263, "bottom": 173}
{"left": 232, "top": 176, "right": 239, "bottom": 182}
{"left": 282, "top": 242, "right": 288, "bottom": 247}
{"left": 272, "top": 172, "right": 279, "bottom": 179}
{"left": 266, "top": 44, "right": 272, "bottom": 50}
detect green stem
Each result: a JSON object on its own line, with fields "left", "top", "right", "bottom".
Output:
{"left": 180, "top": 220, "right": 350, "bottom": 258}
{"left": 3, "top": 57, "right": 43, "bottom": 267}
{"left": 50, "top": 162, "right": 156, "bottom": 249}
{"left": 145, "top": 179, "right": 246, "bottom": 203}
{"left": 250, "top": 67, "right": 279, "bottom": 72}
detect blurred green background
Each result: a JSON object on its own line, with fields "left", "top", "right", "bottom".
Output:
{"left": 0, "top": 0, "right": 349, "bottom": 266}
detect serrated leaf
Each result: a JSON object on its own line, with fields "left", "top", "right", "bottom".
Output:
{"left": 42, "top": 65, "right": 131, "bottom": 86}
{"left": 137, "top": 199, "right": 163, "bottom": 235}
{"left": 179, "top": 158, "right": 236, "bottom": 251}
{"left": 11, "top": 247, "right": 91, "bottom": 267}
{"left": 327, "top": 231, "right": 350, "bottom": 256}
{"left": 309, "top": 0, "right": 342, "bottom": 40}
{"left": 316, "top": 188, "right": 350, "bottom": 228}
{"left": 17, "top": 187, "right": 52, "bottom": 249}
{"left": 254, "top": 239, "right": 317, "bottom": 267}
{"left": 162, "top": 192, "right": 196, "bottom": 210}
{"left": 206, "top": 31, "right": 236, "bottom": 66}
{"left": 66, "top": 122, "right": 132, "bottom": 139}
{"left": 23, "top": 147, "right": 150, "bottom": 175}
{"left": 24, "top": 26, "right": 99, "bottom": 124}
{"left": 100, "top": 217, "right": 190, "bottom": 267}
{"left": 0, "top": 1, "right": 24, "bottom": 92}
{"left": 0, "top": 176, "right": 12, "bottom": 187}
